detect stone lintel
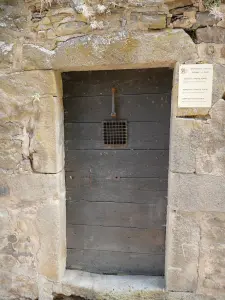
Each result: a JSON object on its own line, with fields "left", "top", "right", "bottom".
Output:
{"left": 23, "top": 30, "right": 197, "bottom": 71}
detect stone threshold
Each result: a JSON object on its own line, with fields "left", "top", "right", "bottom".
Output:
{"left": 56, "top": 270, "right": 165, "bottom": 300}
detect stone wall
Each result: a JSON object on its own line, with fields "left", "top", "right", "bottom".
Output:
{"left": 1, "top": 0, "right": 225, "bottom": 71}
{"left": 0, "top": 69, "right": 66, "bottom": 300}
{"left": 0, "top": 0, "right": 225, "bottom": 300}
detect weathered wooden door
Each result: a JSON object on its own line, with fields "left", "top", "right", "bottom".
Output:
{"left": 63, "top": 68, "right": 172, "bottom": 275}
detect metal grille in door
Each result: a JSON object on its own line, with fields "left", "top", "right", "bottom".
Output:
{"left": 103, "top": 88, "right": 128, "bottom": 146}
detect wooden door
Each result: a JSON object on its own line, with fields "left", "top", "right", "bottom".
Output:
{"left": 63, "top": 68, "right": 172, "bottom": 275}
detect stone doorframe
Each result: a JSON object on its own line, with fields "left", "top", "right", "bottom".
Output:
{"left": 2, "top": 29, "right": 225, "bottom": 300}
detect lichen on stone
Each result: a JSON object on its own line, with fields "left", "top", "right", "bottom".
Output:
{"left": 209, "top": 5, "right": 225, "bottom": 20}
{"left": 90, "top": 19, "right": 104, "bottom": 29}
{"left": 203, "top": 0, "right": 221, "bottom": 9}
{"left": 0, "top": 42, "right": 13, "bottom": 55}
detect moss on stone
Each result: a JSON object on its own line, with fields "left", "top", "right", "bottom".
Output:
{"left": 204, "top": 0, "right": 221, "bottom": 9}
{"left": 121, "top": 37, "right": 140, "bottom": 53}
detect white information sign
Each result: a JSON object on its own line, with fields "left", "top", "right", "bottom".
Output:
{"left": 178, "top": 64, "right": 213, "bottom": 108}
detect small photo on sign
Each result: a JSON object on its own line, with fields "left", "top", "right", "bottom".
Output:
{"left": 178, "top": 64, "right": 213, "bottom": 108}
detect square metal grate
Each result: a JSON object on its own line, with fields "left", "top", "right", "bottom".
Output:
{"left": 103, "top": 120, "right": 127, "bottom": 145}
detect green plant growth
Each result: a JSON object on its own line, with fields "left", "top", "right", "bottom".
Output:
{"left": 185, "top": 28, "right": 197, "bottom": 43}
{"left": 203, "top": 0, "right": 221, "bottom": 9}
{"left": 40, "top": 0, "right": 61, "bottom": 7}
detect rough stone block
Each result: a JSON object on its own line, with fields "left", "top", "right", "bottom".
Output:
{"left": 0, "top": 70, "right": 62, "bottom": 100}
{"left": 217, "top": 19, "right": 225, "bottom": 28}
{"left": 196, "top": 27, "right": 225, "bottom": 44}
{"left": 196, "top": 12, "right": 218, "bottom": 27}
{"left": 166, "top": 292, "right": 223, "bottom": 299}
{"left": 23, "top": 30, "right": 198, "bottom": 71}
{"left": 0, "top": 209, "right": 10, "bottom": 240}
{"left": 22, "top": 44, "right": 55, "bottom": 70}
{"left": 0, "top": 271, "right": 13, "bottom": 299}
{"left": 0, "top": 71, "right": 63, "bottom": 174}
{"left": 130, "top": 0, "right": 164, "bottom": 5}
{"left": 51, "top": 13, "right": 87, "bottom": 25}
{"left": 172, "top": 16, "right": 196, "bottom": 29}
{"left": 46, "top": 7, "right": 76, "bottom": 17}
{"left": 0, "top": 171, "right": 65, "bottom": 207}
{"left": 11, "top": 265, "right": 38, "bottom": 299}
{"left": 47, "top": 29, "right": 57, "bottom": 39}
{"left": 55, "top": 21, "right": 89, "bottom": 36}
{"left": 171, "top": 10, "right": 196, "bottom": 29}
{"left": 0, "top": 42, "right": 14, "bottom": 70}
{"left": 197, "top": 43, "right": 225, "bottom": 65}
{"left": 0, "top": 140, "right": 22, "bottom": 170}
{"left": 212, "top": 65, "right": 225, "bottom": 106}
{"left": 0, "top": 122, "right": 23, "bottom": 140}
{"left": 197, "top": 213, "right": 225, "bottom": 296}
{"left": 141, "top": 14, "right": 166, "bottom": 29}
{"left": 37, "top": 197, "right": 66, "bottom": 281}
{"left": 166, "top": 210, "right": 200, "bottom": 292}
{"left": 38, "top": 274, "right": 55, "bottom": 300}
{"left": 195, "top": 100, "right": 225, "bottom": 176}
{"left": 0, "top": 171, "right": 65, "bottom": 293}
{"left": 168, "top": 172, "right": 225, "bottom": 212}
{"left": 37, "top": 30, "right": 47, "bottom": 40}
{"left": 164, "top": 0, "right": 192, "bottom": 9}
{"left": 169, "top": 118, "right": 201, "bottom": 173}
{"left": 170, "top": 100, "right": 225, "bottom": 176}
{"left": 31, "top": 95, "right": 64, "bottom": 174}
{"left": 0, "top": 203, "right": 41, "bottom": 299}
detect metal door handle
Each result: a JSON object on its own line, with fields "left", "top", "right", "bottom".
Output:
{"left": 111, "top": 87, "right": 116, "bottom": 118}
